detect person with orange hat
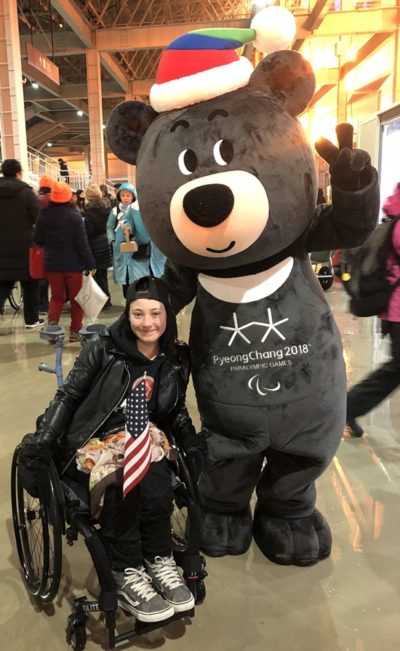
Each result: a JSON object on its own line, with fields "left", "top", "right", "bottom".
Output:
{"left": 36, "top": 175, "right": 57, "bottom": 313}
{"left": 33, "top": 181, "right": 95, "bottom": 341}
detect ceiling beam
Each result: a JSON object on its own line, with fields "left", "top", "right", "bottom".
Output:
{"left": 20, "top": 32, "right": 86, "bottom": 56}
{"left": 95, "top": 20, "right": 250, "bottom": 52}
{"left": 50, "top": 0, "right": 94, "bottom": 48}
{"left": 131, "top": 79, "right": 153, "bottom": 95}
{"left": 28, "top": 123, "right": 66, "bottom": 147}
{"left": 339, "top": 32, "right": 393, "bottom": 80}
{"left": 24, "top": 82, "right": 124, "bottom": 101}
{"left": 304, "top": 7, "right": 397, "bottom": 39}
{"left": 307, "top": 30, "right": 392, "bottom": 111}
{"left": 293, "top": 0, "right": 330, "bottom": 51}
{"left": 308, "top": 84, "right": 336, "bottom": 109}
{"left": 101, "top": 53, "right": 129, "bottom": 93}
{"left": 50, "top": 0, "right": 129, "bottom": 91}
{"left": 40, "top": 111, "right": 90, "bottom": 123}
{"left": 94, "top": 8, "right": 397, "bottom": 53}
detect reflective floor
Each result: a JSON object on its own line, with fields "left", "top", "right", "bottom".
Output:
{"left": 1, "top": 279, "right": 399, "bottom": 651}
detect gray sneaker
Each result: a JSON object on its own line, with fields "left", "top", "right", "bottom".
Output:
{"left": 112, "top": 566, "right": 174, "bottom": 622}
{"left": 145, "top": 555, "right": 195, "bottom": 613}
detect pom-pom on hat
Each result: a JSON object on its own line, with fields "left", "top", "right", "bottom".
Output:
{"left": 51, "top": 181, "right": 73, "bottom": 204}
{"left": 39, "top": 175, "right": 55, "bottom": 194}
{"left": 150, "top": 6, "right": 296, "bottom": 112}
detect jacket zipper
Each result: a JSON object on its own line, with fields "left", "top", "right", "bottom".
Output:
{"left": 62, "top": 365, "right": 131, "bottom": 474}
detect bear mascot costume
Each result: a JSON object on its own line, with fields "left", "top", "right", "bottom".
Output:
{"left": 106, "top": 7, "right": 379, "bottom": 566}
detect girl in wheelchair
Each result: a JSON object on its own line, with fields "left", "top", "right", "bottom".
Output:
{"left": 19, "top": 276, "right": 203, "bottom": 624}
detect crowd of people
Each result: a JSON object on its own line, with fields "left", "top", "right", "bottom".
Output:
{"left": 0, "top": 159, "right": 167, "bottom": 342}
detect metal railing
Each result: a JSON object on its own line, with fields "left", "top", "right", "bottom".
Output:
{"left": 27, "top": 146, "right": 91, "bottom": 191}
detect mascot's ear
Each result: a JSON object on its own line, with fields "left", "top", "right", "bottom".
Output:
{"left": 106, "top": 100, "right": 158, "bottom": 165}
{"left": 248, "top": 50, "right": 315, "bottom": 117}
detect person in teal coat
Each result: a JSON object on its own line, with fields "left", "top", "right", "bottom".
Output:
{"left": 106, "top": 182, "right": 150, "bottom": 297}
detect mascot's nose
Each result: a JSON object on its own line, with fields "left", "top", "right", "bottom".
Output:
{"left": 183, "top": 184, "right": 234, "bottom": 227}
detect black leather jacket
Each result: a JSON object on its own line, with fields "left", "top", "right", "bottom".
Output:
{"left": 34, "top": 329, "right": 196, "bottom": 474}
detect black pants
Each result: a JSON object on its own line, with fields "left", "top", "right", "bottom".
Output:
{"left": 347, "top": 321, "right": 400, "bottom": 419}
{"left": 0, "top": 279, "right": 39, "bottom": 324}
{"left": 68, "top": 458, "right": 173, "bottom": 571}
{"left": 93, "top": 268, "right": 111, "bottom": 305}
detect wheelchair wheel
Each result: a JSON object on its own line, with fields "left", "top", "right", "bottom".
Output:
{"left": 169, "top": 447, "right": 207, "bottom": 603}
{"left": 192, "top": 578, "right": 206, "bottom": 604}
{"left": 11, "top": 447, "right": 63, "bottom": 602}
{"left": 66, "top": 615, "right": 87, "bottom": 651}
{"left": 170, "top": 448, "right": 196, "bottom": 553}
{"left": 318, "top": 266, "right": 333, "bottom": 291}
{"left": 8, "top": 282, "right": 23, "bottom": 311}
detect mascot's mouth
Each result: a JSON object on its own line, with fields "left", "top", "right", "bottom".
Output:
{"left": 206, "top": 241, "right": 235, "bottom": 254}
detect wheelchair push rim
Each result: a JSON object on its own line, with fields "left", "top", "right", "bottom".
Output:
{"left": 11, "top": 447, "right": 63, "bottom": 602}
{"left": 170, "top": 446, "right": 198, "bottom": 554}
{"left": 8, "top": 283, "right": 23, "bottom": 311}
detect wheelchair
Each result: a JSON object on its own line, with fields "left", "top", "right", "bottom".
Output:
{"left": 309, "top": 250, "right": 334, "bottom": 291}
{"left": 11, "top": 324, "right": 207, "bottom": 650}
{"left": 9, "top": 282, "right": 23, "bottom": 311}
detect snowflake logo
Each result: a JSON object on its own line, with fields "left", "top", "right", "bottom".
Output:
{"left": 220, "top": 309, "right": 289, "bottom": 346}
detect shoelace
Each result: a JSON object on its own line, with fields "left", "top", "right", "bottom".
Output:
{"left": 149, "top": 556, "right": 183, "bottom": 589}
{"left": 123, "top": 567, "right": 157, "bottom": 602}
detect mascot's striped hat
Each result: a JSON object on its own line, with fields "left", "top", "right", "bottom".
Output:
{"left": 150, "top": 6, "right": 296, "bottom": 113}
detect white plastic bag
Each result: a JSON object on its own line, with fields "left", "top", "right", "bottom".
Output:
{"left": 75, "top": 273, "right": 108, "bottom": 322}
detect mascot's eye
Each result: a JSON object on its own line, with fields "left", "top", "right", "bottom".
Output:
{"left": 178, "top": 149, "right": 198, "bottom": 175}
{"left": 213, "top": 139, "right": 233, "bottom": 166}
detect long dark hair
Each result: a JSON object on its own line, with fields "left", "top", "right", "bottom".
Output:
{"left": 76, "top": 189, "right": 85, "bottom": 213}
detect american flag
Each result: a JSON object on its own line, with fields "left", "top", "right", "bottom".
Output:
{"left": 123, "top": 375, "right": 151, "bottom": 498}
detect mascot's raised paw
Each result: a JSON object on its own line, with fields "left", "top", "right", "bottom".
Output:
{"left": 201, "top": 507, "right": 253, "bottom": 557}
{"left": 315, "top": 123, "right": 372, "bottom": 192}
{"left": 253, "top": 507, "right": 332, "bottom": 566}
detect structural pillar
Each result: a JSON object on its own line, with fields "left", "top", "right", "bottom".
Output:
{"left": 86, "top": 49, "right": 105, "bottom": 185}
{"left": 336, "top": 62, "right": 347, "bottom": 124}
{"left": 0, "top": 0, "right": 29, "bottom": 176}
{"left": 83, "top": 144, "right": 90, "bottom": 179}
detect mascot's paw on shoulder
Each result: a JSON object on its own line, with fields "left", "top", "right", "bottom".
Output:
{"left": 253, "top": 507, "right": 332, "bottom": 566}
{"left": 201, "top": 507, "right": 253, "bottom": 557}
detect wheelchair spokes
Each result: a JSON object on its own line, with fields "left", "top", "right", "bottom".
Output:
{"left": 171, "top": 503, "right": 189, "bottom": 552}
{"left": 8, "top": 282, "right": 23, "bottom": 311}
{"left": 11, "top": 447, "right": 63, "bottom": 602}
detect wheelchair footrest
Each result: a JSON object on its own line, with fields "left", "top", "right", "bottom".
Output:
{"left": 113, "top": 608, "right": 195, "bottom": 645}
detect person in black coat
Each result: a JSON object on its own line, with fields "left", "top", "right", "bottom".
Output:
{"left": 58, "top": 158, "right": 70, "bottom": 184}
{"left": 19, "top": 276, "right": 202, "bottom": 622}
{"left": 0, "top": 159, "right": 42, "bottom": 327}
{"left": 84, "top": 184, "right": 113, "bottom": 309}
{"left": 33, "top": 181, "right": 95, "bottom": 341}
